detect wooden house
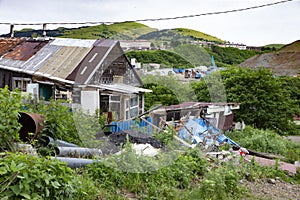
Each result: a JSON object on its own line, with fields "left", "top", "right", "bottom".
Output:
{"left": 0, "top": 37, "right": 151, "bottom": 120}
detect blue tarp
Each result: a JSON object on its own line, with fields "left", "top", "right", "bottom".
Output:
{"left": 178, "top": 118, "right": 240, "bottom": 147}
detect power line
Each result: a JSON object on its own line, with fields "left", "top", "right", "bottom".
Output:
{"left": 0, "top": 0, "right": 294, "bottom": 26}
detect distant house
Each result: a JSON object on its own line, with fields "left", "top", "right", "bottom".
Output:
{"left": 119, "top": 40, "right": 151, "bottom": 50}
{"left": 0, "top": 37, "right": 151, "bottom": 120}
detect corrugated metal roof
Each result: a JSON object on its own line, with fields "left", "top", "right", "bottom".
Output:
{"left": 37, "top": 46, "right": 90, "bottom": 79}
{"left": 4, "top": 40, "right": 48, "bottom": 61}
{"left": 50, "top": 38, "right": 95, "bottom": 48}
{"left": 0, "top": 38, "right": 137, "bottom": 86}
{"left": 88, "top": 83, "right": 152, "bottom": 94}
{"left": 67, "top": 45, "right": 111, "bottom": 83}
{"left": 0, "top": 37, "right": 25, "bottom": 56}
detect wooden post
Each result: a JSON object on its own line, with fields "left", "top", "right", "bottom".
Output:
{"left": 10, "top": 24, "right": 14, "bottom": 38}
{"left": 42, "top": 23, "right": 47, "bottom": 37}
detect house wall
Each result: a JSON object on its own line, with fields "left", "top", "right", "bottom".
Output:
{"left": 81, "top": 89, "right": 99, "bottom": 114}
{"left": 0, "top": 69, "right": 32, "bottom": 90}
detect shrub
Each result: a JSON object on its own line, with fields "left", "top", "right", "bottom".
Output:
{"left": 0, "top": 87, "right": 22, "bottom": 152}
{"left": 0, "top": 153, "right": 97, "bottom": 199}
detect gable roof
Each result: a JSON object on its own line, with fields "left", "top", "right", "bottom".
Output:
{"left": 0, "top": 37, "right": 142, "bottom": 85}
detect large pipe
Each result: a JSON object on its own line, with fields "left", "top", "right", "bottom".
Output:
{"left": 18, "top": 112, "right": 44, "bottom": 142}
{"left": 51, "top": 157, "right": 99, "bottom": 168}
{"left": 39, "top": 136, "right": 79, "bottom": 147}
{"left": 54, "top": 146, "right": 102, "bottom": 158}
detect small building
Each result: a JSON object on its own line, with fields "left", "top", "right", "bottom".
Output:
{"left": 119, "top": 40, "right": 151, "bottom": 50}
{"left": 0, "top": 37, "right": 151, "bottom": 120}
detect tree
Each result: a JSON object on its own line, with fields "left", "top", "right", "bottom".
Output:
{"left": 141, "top": 83, "right": 179, "bottom": 111}
{"left": 191, "top": 67, "right": 300, "bottom": 134}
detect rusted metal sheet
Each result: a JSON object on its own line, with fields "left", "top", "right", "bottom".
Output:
{"left": 0, "top": 38, "right": 25, "bottom": 56}
{"left": 4, "top": 40, "right": 48, "bottom": 61}
{"left": 18, "top": 112, "right": 44, "bottom": 142}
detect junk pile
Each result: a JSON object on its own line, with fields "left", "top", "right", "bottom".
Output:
{"left": 14, "top": 111, "right": 298, "bottom": 174}
{"left": 95, "top": 130, "right": 163, "bottom": 156}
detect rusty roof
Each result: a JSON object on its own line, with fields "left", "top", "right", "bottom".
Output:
{"left": 3, "top": 40, "right": 49, "bottom": 61}
{"left": 0, "top": 37, "right": 25, "bottom": 57}
{"left": 0, "top": 37, "right": 136, "bottom": 85}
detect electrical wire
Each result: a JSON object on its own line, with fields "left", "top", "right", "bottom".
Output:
{"left": 0, "top": 0, "right": 294, "bottom": 26}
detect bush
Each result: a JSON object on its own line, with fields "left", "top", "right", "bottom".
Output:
{"left": 0, "top": 87, "right": 22, "bottom": 152}
{"left": 229, "top": 126, "right": 300, "bottom": 162}
{"left": 22, "top": 99, "right": 82, "bottom": 145}
{"left": 0, "top": 153, "right": 98, "bottom": 199}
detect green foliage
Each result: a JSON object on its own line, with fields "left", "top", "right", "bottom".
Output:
{"left": 59, "top": 22, "right": 156, "bottom": 40}
{"left": 228, "top": 126, "right": 300, "bottom": 163}
{"left": 190, "top": 163, "right": 244, "bottom": 200}
{"left": 22, "top": 99, "right": 82, "bottom": 145}
{"left": 206, "top": 45, "right": 257, "bottom": 67}
{"left": 0, "top": 153, "right": 98, "bottom": 199}
{"left": 86, "top": 147, "right": 209, "bottom": 199}
{"left": 141, "top": 83, "right": 179, "bottom": 110}
{"left": 126, "top": 50, "right": 194, "bottom": 68}
{"left": 142, "top": 74, "right": 197, "bottom": 104}
{"left": 0, "top": 87, "right": 22, "bottom": 152}
{"left": 192, "top": 67, "right": 300, "bottom": 134}
{"left": 173, "top": 44, "right": 211, "bottom": 66}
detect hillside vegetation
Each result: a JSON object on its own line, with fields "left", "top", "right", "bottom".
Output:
{"left": 206, "top": 44, "right": 258, "bottom": 67}
{"left": 126, "top": 50, "right": 194, "bottom": 68}
{"left": 2, "top": 22, "right": 156, "bottom": 39}
{"left": 174, "top": 28, "right": 224, "bottom": 43}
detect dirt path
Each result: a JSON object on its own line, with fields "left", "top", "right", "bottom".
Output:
{"left": 242, "top": 178, "right": 300, "bottom": 200}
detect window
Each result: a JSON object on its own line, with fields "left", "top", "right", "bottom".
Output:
{"left": 110, "top": 95, "right": 121, "bottom": 120}
{"left": 12, "top": 77, "right": 31, "bottom": 92}
{"left": 128, "top": 96, "right": 139, "bottom": 119}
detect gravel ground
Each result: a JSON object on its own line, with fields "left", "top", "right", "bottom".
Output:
{"left": 241, "top": 178, "right": 300, "bottom": 200}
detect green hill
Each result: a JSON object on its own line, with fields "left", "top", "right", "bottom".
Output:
{"left": 60, "top": 22, "right": 157, "bottom": 39}
{"left": 137, "top": 28, "right": 224, "bottom": 44}
{"left": 174, "top": 28, "right": 224, "bottom": 43}
{"left": 173, "top": 44, "right": 211, "bottom": 66}
{"left": 1, "top": 22, "right": 156, "bottom": 39}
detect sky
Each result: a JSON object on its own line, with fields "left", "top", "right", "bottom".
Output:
{"left": 0, "top": 0, "right": 299, "bottom": 46}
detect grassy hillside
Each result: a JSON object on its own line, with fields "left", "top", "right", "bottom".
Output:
{"left": 173, "top": 44, "right": 211, "bottom": 66}
{"left": 60, "top": 21, "right": 157, "bottom": 39}
{"left": 264, "top": 44, "right": 285, "bottom": 50}
{"left": 137, "top": 28, "right": 224, "bottom": 48}
{"left": 125, "top": 50, "right": 194, "bottom": 68}
{"left": 174, "top": 28, "right": 224, "bottom": 43}
{"left": 1, "top": 22, "right": 156, "bottom": 39}
{"left": 206, "top": 44, "right": 258, "bottom": 67}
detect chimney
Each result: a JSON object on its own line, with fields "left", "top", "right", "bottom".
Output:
{"left": 42, "top": 23, "right": 47, "bottom": 37}
{"left": 10, "top": 24, "right": 14, "bottom": 38}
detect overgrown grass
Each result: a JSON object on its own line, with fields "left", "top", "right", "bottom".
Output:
{"left": 228, "top": 126, "right": 300, "bottom": 163}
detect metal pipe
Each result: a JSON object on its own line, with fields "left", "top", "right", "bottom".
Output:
{"left": 54, "top": 146, "right": 102, "bottom": 158}
{"left": 39, "top": 136, "right": 79, "bottom": 147}
{"left": 51, "top": 157, "right": 99, "bottom": 168}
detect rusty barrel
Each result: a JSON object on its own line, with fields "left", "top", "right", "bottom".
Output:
{"left": 18, "top": 112, "right": 44, "bottom": 142}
